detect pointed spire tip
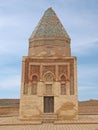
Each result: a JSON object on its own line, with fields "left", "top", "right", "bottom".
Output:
{"left": 30, "top": 7, "right": 70, "bottom": 39}
{"left": 46, "top": 7, "right": 54, "bottom": 11}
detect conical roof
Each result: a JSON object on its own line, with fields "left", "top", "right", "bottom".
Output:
{"left": 30, "top": 8, "right": 70, "bottom": 40}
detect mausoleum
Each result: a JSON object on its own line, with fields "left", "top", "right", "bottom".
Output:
{"left": 20, "top": 8, "right": 78, "bottom": 122}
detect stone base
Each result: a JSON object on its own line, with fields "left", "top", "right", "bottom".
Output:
{"left": 40, "top": 113, "right": 57, "bottom": 123}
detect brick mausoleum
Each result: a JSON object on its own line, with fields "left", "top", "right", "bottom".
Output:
{"left": 19, "top": 8, "right": 78, "bottom": 122}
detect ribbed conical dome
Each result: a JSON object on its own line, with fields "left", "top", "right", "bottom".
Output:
{"left": 30, "top": 8, "right": 70, "bottom": 40}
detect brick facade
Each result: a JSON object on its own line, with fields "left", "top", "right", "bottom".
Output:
{"left": 20, "top": 8, "right": 78, "bottom": 121}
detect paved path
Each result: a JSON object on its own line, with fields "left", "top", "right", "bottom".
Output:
{"left": 0, "top": 115, "right": 98, "bottom": 125}
{"left": 0, "top": 124, "right": 98, "bottom": 130}
{"left": 0, "top": 115, "right": 98, "bottom": 130}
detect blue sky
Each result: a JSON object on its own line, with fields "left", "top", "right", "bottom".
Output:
{"left": 0, "top": 0, "right": 98, "bottom": 101}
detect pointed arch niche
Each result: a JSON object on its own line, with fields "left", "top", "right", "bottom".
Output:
{"left": 31, "top": 75, "right": 38, "bottom": 95}
{"left": 60, "top": 74, "right": 66, "bottom": 95}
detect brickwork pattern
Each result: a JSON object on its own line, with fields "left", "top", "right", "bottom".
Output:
{"left": 0, "top": 115, "right": 98, "bottom": 130}
{"left": 30, "top": 8, "right": 70, "bottom": 39}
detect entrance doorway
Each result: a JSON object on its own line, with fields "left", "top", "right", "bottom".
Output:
{"left": 44, "top": 96, "right": 54, "bottom": 113}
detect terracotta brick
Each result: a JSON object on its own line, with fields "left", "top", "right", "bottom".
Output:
{"left": 20, "top": 8, "right": 78, "bottom": 121}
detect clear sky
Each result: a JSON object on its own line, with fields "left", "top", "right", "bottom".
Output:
{"left": 0, "top": 0, "right": 98, "bottom": 101}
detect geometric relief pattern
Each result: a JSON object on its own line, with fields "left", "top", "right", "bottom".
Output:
{"left": 24, "top": 60, "right": 29, "bottom": 84}
{"left": 30, "top": 65, "right": 40, "bottom": 76}
{"left": 42, "top": 65, "right": 55, "bottom": 75}
{"left": 31, "top": 8, "right": 69, "bottom": 40}
{"left": 44, "top": 72, "right": 54, "bottom": 82}
{"left": 29, "top": 59, "right": 72, "bottom": 64}
{"left": 58, "top": 65, "right": 68, "bottom": 77}
{"left": 70, "top": 63, "right": 74, "bottom": 95}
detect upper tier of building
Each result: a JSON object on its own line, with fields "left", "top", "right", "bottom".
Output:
{"left": 29, "top": 8, "right": 70, "bottom": 40}
{"left": 28, "top": 8, "right": 71, "bottom": 57}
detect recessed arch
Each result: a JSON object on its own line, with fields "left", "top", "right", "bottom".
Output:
{"left": 60, "top": 74, "right": 66, "bottom": 95}
{"left": 60, "top": 74, "right": 66, "bottom": 82}
{"left": 43, "top": 71, "right": 55, "bottom": 82}
{"left": 31, "top": 74, "right": 39, "bottom": 82}
{"left": 31, "top": 74, "right": 38, "bottom": 95}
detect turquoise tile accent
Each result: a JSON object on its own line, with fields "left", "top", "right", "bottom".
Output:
{"left": 30, "top": 8, "right": 70, "bottom": 39}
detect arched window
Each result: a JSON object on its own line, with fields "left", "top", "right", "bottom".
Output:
{"left": 32, "top": 75, "right": 38, "bottom": 82}
{"left": 31, "top": 75, "right": 38, "bottom": 95}
{"left": 60, "top": 75, "right": 66, "bottom": 95}
{"left": 31, "top": 83, "right": 37, "bottom": 95}
{"left": 61, "top": 83, "right": 66, "bottom": 95}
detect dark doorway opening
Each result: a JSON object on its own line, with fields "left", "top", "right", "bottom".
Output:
{"left": 44, "top": 96, "right": 54, "bottom": 113}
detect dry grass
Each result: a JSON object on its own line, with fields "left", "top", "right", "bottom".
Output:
{"left": 79, "top": 100, "right": 98, "bottom": 114}
{"left": 0, "top": 99, "right": 19, "bottom": 107}
{"left": 0, "top": 107, "right": 19, "bottom": 116}
{"left": 0, "top": 99, "right": 19, "bottom": 116}
{"left": 0, "top": 99, "right": 98, "bottom": 116}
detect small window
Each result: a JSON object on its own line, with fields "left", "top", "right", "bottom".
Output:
{"left": 31, "top": 83, "right": 37, "bottom": 95}
{"left": 46, "top": 84, "right": 52, "bottom": 95}
{"left": 61, "top": 83, "right": 66, "bottom": 95}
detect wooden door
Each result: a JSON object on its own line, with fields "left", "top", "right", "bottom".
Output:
{"left": 44, "top": 97, "right": 54, "bottom": 113}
